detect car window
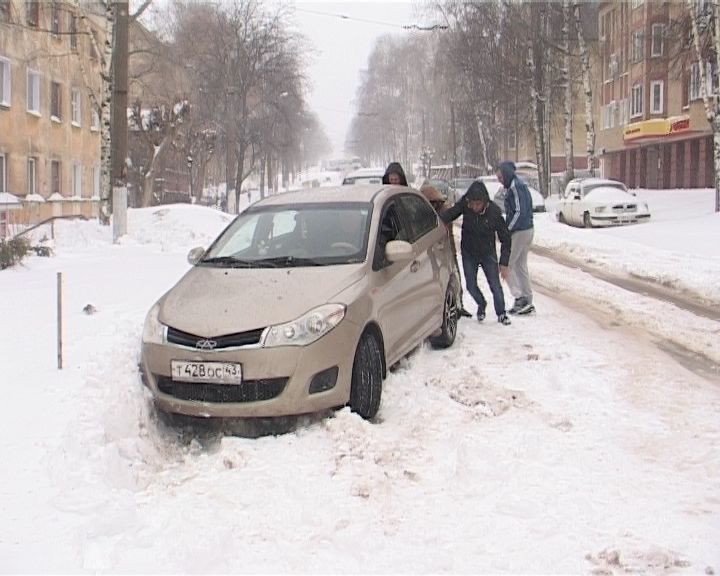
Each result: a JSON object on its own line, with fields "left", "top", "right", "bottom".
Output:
{"left": 373, "top": 201, "right": 410, "bottom": 270}
{"left": 584, "top": 182, "right": 627, "bottom": 194}
{"left": 397, "top": 194, "right": 437, "bottom": 243}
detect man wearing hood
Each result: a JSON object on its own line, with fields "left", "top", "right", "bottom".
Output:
{"left": 440, "top": 181, "right": 512, "bottom": 325}
{"left": 382, "top": 162, "right": 409, "bottom": 186}
{"left": 497, "top": 161, "right": 535, "bottom": 315}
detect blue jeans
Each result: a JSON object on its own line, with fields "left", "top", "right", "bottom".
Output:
{"left": 461, "top": 251, "right": 506, "bottom": 317}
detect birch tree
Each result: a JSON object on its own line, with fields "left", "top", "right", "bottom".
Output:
{"left": 687, "top": 0, "right": 720, "bottom": 212}
{"left": 562, "top": 0, "right": 575, "bottom": 187}
{"left": 573, "top": 0, "right": 596, "bottom": 177}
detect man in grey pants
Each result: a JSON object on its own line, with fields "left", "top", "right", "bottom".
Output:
{"left": 497, "top": 161, "right": 535, "bottom": 315}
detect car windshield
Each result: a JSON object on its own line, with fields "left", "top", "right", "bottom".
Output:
{"left": 584, "top": 181, "right": 627, "bottom": 194}
{"left": 201, "top": 202, "right": 372, "bottom": 267}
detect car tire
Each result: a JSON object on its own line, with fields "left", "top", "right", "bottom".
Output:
{"left": 558, "top": 211, "right": 567, "bottom": 224}
{"left": 349, "top": 331, "right": 383, "bottom": 420}
{"left": 429, "top": 283, "right": 458, "bottom": 349}
{"left": 583, "top": 212, "right": 593, "bottom": 228}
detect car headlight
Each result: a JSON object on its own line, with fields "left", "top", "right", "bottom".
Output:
{"left": 142, "top": 302, "right": 165, "bottom": 344}
{"left": 594, "top": 206, "right": 606, "bottom": 213}
{"left": 263, "top": 304, "right": 346, "bottom": 347}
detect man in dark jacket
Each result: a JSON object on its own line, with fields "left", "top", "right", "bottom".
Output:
{"left": 497, "top": 161, "right": 535, "bottom": 315}
{"left": 382, "top": 162, "right": 409, "bottom": 186}
{"left": 441, "top": 181, "right": 512, "bottom": 325}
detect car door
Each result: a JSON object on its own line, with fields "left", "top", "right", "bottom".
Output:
{"left": 569, "top": 184, "right": 586, "bottom": 225}
{"left": 396, "top": 193, "right": 448, "bottom": 337}
{"left": 369, "top": 200, "right": 423, "bottom": 362}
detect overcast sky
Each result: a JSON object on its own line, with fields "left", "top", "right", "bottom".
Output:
{"left": 291, "top": 1, "right": 421, "bottom": 158}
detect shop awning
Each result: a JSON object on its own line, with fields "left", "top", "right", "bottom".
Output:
{"left": 623, "top": 115, "right": 691, "bottom": 142}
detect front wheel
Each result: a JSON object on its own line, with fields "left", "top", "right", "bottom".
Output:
{"left": 583, "top": 212, "right": 593, "bottom": 228}
{"left": 349, "top": 332, "right": 384, "bottom": 420}
{"left": 558, "top": 211, "right": 567, "bottom": 224}
{"left": 429, "top": 283, "right": 458, "bottom": 349}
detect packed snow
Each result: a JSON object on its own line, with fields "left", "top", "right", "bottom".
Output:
{"left": 0, "top": 188, "right": 718, "bottom": 574}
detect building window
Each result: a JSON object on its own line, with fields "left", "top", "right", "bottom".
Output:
{"left": 651, "top": 81, "right": 664, "bottom": 113}
{"left": 91, "top": 107, "right": 100, "bottom": 131}
{"left": 26, "top": 69, "right": 40, "bottom": 114}
{"left": 619, "top": 98, "right": 629, "bottom": 126}
{"left": 632, "top": 31, "right": 645, "bottom": 63}
{"left": 690, "top": 62, "right": 701, "bottom": 101}
{"left": 631, "top": 84, "right": 644, "bottom": 117}
{"left": 0, "top": 1, "right": 11, "bottom": 21}
{"left": 651, "top": 24, "right": 664, "bottom": 57}
{"left": 27, "top": 157, "right": 36, "bottom": 196}
{"left": 26, "top": 0, "right": 38, "bottom": 26}
{"left": 0, "top": 57, "right": 10, "bottom": 107}
{"left": 51, "top": 81, "right": 62, "bottom": 121}
{"left": 507, "top": 129, "right": 516, "bottom": 150}
{"left": 93, "top": 165, "right": 100, "bottom": 197}
{"left": 71, "top": 88, "right": 81, "bottom": 126}
{"left": 0, "top": 153, "right": 6, "bottom": 194}
{"left": 72, "top": 163, "right": 82, "bottom": 197}
{"left": 603, "top": 102, "right": 616, "bottom": 129}
{"left": 51, "top": 161, "right": 61, "bottom": 195}
{"left": 51, "top": 2, "right": 60, "bottom": 35}
{"left": 70, "top": 15, "right": 78, "bottom": 51}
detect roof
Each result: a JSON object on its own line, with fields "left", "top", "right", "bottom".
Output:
{"left": 251, "top": 184, "right": 407, "bottom": 206}
{"left": 569, "top": 177, "right": 624, "bottom": 187}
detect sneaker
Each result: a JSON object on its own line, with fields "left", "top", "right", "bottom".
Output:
{"left": 458, "top": 307, "right": 472, "bottom": 318}
{"left": 516, "top": 303, "right": 535, "bottom": 315}
{"left": 476, "top": 310, "right": 486, "bottom": 322}
{"left": 508, "top": 297, "right": 527, "bottom": 315}
{"left": 498, "top": 313, "right": 511, "bottom": 325}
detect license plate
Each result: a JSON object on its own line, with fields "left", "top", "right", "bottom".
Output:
{"left": 170, "top": 361, "right": 242, "bottom": 384}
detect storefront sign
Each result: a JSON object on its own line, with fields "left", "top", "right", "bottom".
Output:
{"left": 623, "top": 115, "right": 691, "bottom": 142}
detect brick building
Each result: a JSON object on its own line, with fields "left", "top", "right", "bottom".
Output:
{"left": 597, "top": 0, "right": 714, "bottom": 189}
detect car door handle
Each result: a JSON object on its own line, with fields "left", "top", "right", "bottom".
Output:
{"left": 410, "top": 260, "right": 420, "bottom": 273}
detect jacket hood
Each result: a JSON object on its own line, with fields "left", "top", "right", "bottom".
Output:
{"left": 464, "top": 181, "right": 490, "bottom": 203}
{"left": 382, "top": 162, "right": 408, "bottom": 185}
{"left": 498, "top": 161, "right": 516, "bottom": 187}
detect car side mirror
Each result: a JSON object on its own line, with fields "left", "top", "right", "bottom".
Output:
{"left": 187, "top": 246, "right": 205, "bottom": 265}
{"left": 385, "top": 240, "right": 413, "bottom": 263}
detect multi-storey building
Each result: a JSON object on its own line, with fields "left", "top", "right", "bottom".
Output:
{"left": 597, "top": 0, "right": 713, "bottom": 188}
{"left": 0, "top": 0, "right": 104, "bottom": 231}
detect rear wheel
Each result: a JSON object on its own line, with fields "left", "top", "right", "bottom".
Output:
{"left": 349, "top": 332, "right": 383, "bottom": 420}
{"left": 429, "top": 283, "right": 458, "bottom": 349}
{"left": 558, "top": 211, "right": 567, "bottom": 224}
{"left": 583, "top": 212, "right": 593, "bottom": 228}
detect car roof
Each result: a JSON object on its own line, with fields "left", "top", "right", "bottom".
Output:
{"left": 250, "top": 185, "right": 412, "bottom": 207}
{"left": 569, "top": 177, "right": 625, "bottom": 187}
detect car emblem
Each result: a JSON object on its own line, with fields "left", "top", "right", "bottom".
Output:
{"left": 196, "top": 339, "right": 218, "bottom": 350}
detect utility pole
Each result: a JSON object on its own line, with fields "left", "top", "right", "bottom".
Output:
{"left": 451, "top": 100, "right": 457, "bottom": 182}
{"left": 111, "top": 0, "right": 129, "bottom": 241}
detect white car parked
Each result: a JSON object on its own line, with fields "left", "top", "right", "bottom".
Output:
{"left": 341, "top": 168, "right": 386, "bottom": 185}
{"left": 557, "top": 178, "right": 651, "bottom": 228}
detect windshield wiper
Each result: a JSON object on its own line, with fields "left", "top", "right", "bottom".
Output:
{"left": 253, "top": 256, "right": 323, "bottom": 267}
{"left": 200, "top": 256, "right": 256, "bottom": 268}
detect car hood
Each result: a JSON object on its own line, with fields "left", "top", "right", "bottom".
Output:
{"left": 159, "top": 264, "right": 365, "bottom": 336}
{"left": 585, "top": 188, "right": 636, "bottom": 203}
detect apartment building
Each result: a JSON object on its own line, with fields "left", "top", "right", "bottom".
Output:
{"left": 0, "top": 0, "right": 104, "bottom": 229}
{"left": 597, "top": 0, "right": 713, "bottom": 189}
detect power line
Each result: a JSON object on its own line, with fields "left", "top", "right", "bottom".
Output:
{"left": 294, "top": 7, "right": 446, "bottom": 31}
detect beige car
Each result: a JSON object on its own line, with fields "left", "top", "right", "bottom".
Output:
{"left": 140, "top": 185, "right": 459, "bottom": 420}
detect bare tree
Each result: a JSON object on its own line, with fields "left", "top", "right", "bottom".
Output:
{"left": 573, "top": 0, "right": 596, "bottom": 177}
{"left": 687, "top": 0, "right": 720, "bottom": 212}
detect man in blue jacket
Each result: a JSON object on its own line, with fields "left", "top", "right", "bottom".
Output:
{"left": 497, "top": 161, "right": 535, "bottom": 315}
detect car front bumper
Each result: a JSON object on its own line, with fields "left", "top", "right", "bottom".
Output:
{"left": 590, "top": 213, "right": 651, "bottom": 226}
{"left": 141, "top": 319, "right": 362, "bottom": 418}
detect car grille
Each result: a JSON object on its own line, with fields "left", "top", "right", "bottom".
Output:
{"left": 156, "top": 376, "right": 288, "bottom": 403}
{"left": 612, "top": 204, "right": 637, "bottom": 213}
{"left": 166, "top": 326, "right": 265, "bottom": 349}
